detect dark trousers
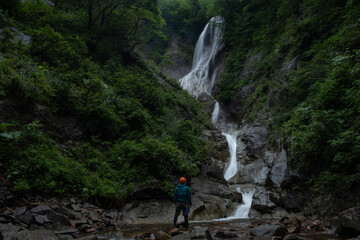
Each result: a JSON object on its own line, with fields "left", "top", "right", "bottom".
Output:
{"left": 173, "top": 202, "right": 189, "bottom": 228}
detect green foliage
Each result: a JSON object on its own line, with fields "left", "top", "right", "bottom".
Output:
{"left": 0, "top": 0, "right": 209, "bottom": 203}
{"left": 215, "top": 0, "right": 360, "bottom": 192}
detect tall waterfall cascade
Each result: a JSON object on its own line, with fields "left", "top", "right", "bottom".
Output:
{"left": 179, "top": 17, "right": 254, "bottom": 218}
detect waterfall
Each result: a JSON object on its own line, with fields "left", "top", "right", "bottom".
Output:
{"left": 232, "top": 187, "right": 255, "bottom": 218}
{"left": 179, "top": 16, "right": 224, "bottom": 98}
{"left": 179, "top": 17, "right": 254, "bottom": 219}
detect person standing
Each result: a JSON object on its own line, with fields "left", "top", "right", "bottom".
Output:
{"left": 173, "top": 177, "right": 192, "bottom": 229}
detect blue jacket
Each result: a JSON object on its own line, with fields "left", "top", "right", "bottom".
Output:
{"left": 174, "top": 184, "right": 192, "bottom": 205}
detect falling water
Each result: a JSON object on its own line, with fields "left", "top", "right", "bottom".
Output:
{"left": 179, "top": 16, "right": 224, "bottom": 98}
{"left": 179, "top": 16, "right": 254, "bottom": 219}
{"left": 233, "top": 187, "right": 255, "bottom": 218}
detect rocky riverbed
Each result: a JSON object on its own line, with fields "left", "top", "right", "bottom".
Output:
{"left": 1, "top": 192, "right": 359, "bottom": 240}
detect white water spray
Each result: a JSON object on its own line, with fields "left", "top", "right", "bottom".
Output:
{"left": 179, "top": 16, "right": 254, "bottom": 219}
{"left": 233, "top": 187, "right": 255, "bottom": 218}
{"left": 179, "top": 16, "right": 224, "bottom": 98}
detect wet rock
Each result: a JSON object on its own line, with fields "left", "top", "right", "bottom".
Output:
{"left": 74, "top": 218, "right": 88, "bottom": 227}
{"left": 269, "top": 149, "right": 287, "bottom": 188}
{"left": 89, "top": 211, "right": 99, "bottom": 222}
{"left": 215, "top": 230, "right": 238, "bottom": 238}
{"left": 190, "top": 193, "right": 227, "bottom": 220}
{"left": 250, "top": 224, "right": 288, "bottom": 238}
{"left": 109, "top": 219, "right": 126, "bottom": 228}
{"left": 154, "top": 231, "right": 170, "bottom": 240}
{"left": 13, "top": 207, "right": 27, "bottom": 217}
{"left": 58, "top": 206, "right": 82, "bottom": 220}
{"left": 46, "top": 211, "right": 70, "bottom": 225}
{"left": 19, "top": 211, "right": 35, "bottom": 225}
{"left": 58, "top": 234, "right": 73, "bottom": 240}
{"left": 70, "top": 204, "right": 81, "bottom": 212}
{"left": 54, "top": 227, "right": 79, "bottom": 235}
{"left": 34, "top": 214, "right": 49, "bottom": 225}
{"left": 0, "top": 217, "right": 8, "bottom": 223}
{"left": 283, "top": 234, "right": 308, "bottom": 240}
{"left": 105, "top": 209, "right": 118, "bottom": 219}
{"left": 0, "top": 223, "right": 21, "bottom": 239}
{"left": 279, "top": 193, "right": 305, "bottom": 213}
{"left": 0, "top": 27, "right": 31, "bottom": 45}
{"left": 31, "top": 205, "right": 52, "bottom": 214}
{"left": 252, "top": 187, "right": 277, "bottom": 213}
{"left": 123, "top": 200, "right": 174, "bottom": 224}
{"left": 4, "top": 229, "right": 59, "bottom": 240}
{"left": 336, "top": 208, "right": 360, "bottom": 237}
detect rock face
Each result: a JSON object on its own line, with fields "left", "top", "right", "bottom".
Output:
{"left": 336, "top": 208, "right": 360, "bottom": 237}
{"left": 0, "top": 27, "right": 31, "bottom": 45}
{"left": 158, "top": 37, "right": 192, "bottom": 80}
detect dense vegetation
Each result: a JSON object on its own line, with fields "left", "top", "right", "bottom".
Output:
{"left": 214, "top": 0, "right": 360, "bottom": 193}
{"left": 0, "top": 0, "right": 210, "bottom": 204}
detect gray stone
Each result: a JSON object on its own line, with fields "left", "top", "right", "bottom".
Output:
{"left": 283, "top": 234, "right": 308, "bottom": 240}
{"left": 171, "top": 227, "right": 209, "bottom": 240}
{"left": 106, "top": 209, "right": 118, "bottom": 219}
{"left": 89, "top": 211, "right": 99, "bottom": 222}
{"left": 46, "top": 211, "right": 70, "bottom": 225}
{"left": 70, "top": 204, "right": 81, "bottom": 212}
{"left": 0, "top": 27, "right": 31, "bottom": 45}
{"left": 252, "top": 187, "right": 277, "bottom": 213}
{"left": 250, "top": 224, "right": 288, "bottom": 238}
{"left": 31, "top": 205, "right": 52, "bottom": 214}
{"left": 339, "top": 208, "right": 360, "bottom": 232}
{"left": 58, "top": 234, "right": 73, "bottom": 240}
{"left": 336, "top": 208, "right": 360, "bottom": 237}
{"left": 74, "top": 219, "right": 87, "bottom": 227}
{"left": 54, "top": 227, "right": 79, "bottom": 235}
{"left": 0, "top": 223, "right": 21, "bottom": 238}
{"left": 269, "top": 149, "right": 287, "bottom": 188}
{"left": 34, "top": 214, "right": 49, "bottom": 225}
{"left": 57, "top": 206, "right": 82, "bottom": 220}
{"left": 215, "top": 230, "right": 238, "bottom": 238}
{"left": 4, "top": 229, "right": 59, "bottom": 240}
{"left": 13, "top": 207, "right": 27, "bottom": 217}
{"left": 19, "top": 211, "right": 35, "bottom": 225}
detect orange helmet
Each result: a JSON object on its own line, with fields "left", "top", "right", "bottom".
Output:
{"left": 180, "top": 177, "right": 186, "bottom": 184}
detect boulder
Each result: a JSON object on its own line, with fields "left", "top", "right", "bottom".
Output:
{"left": 45, "top": 211, "right": 70, "bottom": 225}
{"left": 336, "top": 208, "right": 360, "bottom": 237}
{"left": 269, "top": 149, "right": 287, "bottom": 188}
{"left": 0, "top": 27, "right": 31, "bottom": 45}
{"left": 19, "top": 211, "right": 35, "bottom": 225}
{"left": 279, "top": 193, "right": 305, "bottom": 213}
{"left": 13, "top": 207, "right": 27, "bottom": 217}
{"left": 122, "top": 200, "right": 174, "bottom": 224}
{"left": 4, "top": 229, "right": 59, "bottom": 240}
{"left": 31, "top": 205, "right": 53, "bottom": 214}
{"left": 34, "top": 214, "right": 49, "bottom": 225}
{"left": 190, "top": 193, "right": 227, "bottom": 220}
{"left": 214, "top": 230, "right": 238, "bottom": 238}
{"left": 252, "top": 187, "right": 277, "bottom": 213}
{"left": 0, "top": 223, "right": 21, "bottom": 239}
{"left": 57, "top": 207, "right": 82, "bottom": 220}
{"left": 250, "top": 224, "right": 288, "bottom": 238}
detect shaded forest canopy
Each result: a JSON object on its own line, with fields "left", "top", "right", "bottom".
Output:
{"left": 214, "top": 0, "right": 360, "bottom": 193}
{"left": 0, "top": 0, "right": 359, "bottom": 205}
